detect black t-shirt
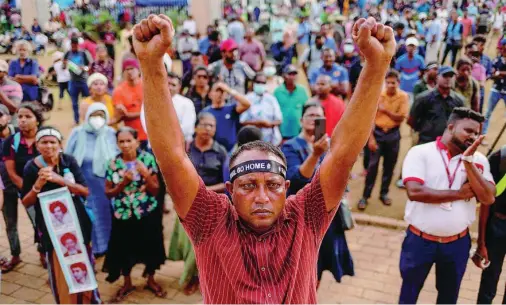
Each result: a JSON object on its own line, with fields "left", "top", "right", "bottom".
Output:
{"left": 2, "top": 133, "right": 39, "bottom": 188}
{"left": 21, "top": 154, "right": 91, "bottom": 251}
{"left": 0, "top": 125, "right": 19, "bottom": 193}
{"left": 489, "top": 148, "right": 506, "bottom": 214}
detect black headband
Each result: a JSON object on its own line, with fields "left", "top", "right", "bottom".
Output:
{"left": 229, "top": 160, "right": 287, "bottom": 182}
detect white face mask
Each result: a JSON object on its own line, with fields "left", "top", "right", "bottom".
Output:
{"left": 89, "top": 116, "right": 106, "bottom": 130}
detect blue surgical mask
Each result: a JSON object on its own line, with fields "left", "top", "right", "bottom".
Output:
{"left": 263, "top": 66, "right": 276, "bottom": 77}
{"left": 253, "top": 83, "right": 266, "bottom": 95}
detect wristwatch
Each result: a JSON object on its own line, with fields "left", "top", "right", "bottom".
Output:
{"left": 461, "top": 155, "right": 474, "bottom": 163}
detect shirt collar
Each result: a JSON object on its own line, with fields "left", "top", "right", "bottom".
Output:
{"left": 436, "top": 136, "right": 456, "bottom": 159}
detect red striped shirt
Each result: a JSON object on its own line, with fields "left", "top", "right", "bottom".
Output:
{"left": 181, "top": 170, "right": 336, "bottom": 303}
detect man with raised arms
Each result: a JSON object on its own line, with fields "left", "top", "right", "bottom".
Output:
{"left": 133, "top": 15, "right": 395, "bottom": 304}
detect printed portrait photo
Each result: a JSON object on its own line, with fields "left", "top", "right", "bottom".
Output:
{"left": 59, "top": 232, "right": 82, "bottom": 257}
{"left": 48, "top": 200, "right": 72, "bottom": 228}
{"left": 69, "top": 262, "right": 90, "bottom": 286}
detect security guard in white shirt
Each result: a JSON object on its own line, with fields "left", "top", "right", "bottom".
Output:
{"left": 400, "top": 107, "right": 496, "bottom": 304}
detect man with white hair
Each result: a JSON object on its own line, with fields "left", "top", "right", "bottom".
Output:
{"left": 8, "top": 41, "right": 39, "bottom": 102}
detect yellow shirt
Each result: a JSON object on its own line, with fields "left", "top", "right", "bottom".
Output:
{"left": 80, "top": 95, "right": 117, "bottom": 128}
{"left": 375, "top": 89, "right": 409, "bottom": 132}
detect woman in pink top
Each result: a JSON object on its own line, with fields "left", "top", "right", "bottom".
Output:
{"left": 80, "top": 33, "right": 97, "bottom": 60}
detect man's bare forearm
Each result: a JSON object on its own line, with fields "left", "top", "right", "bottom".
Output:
{"left": 140, "top": 59, "right": 200, "bottom": 218}
{"left": 320, "top": 61, "right": 390, "bottom": 210}
{"left": 477, "top": 204, "right": 490, "bottom": 246}
{"left": 464, "top": 162, "right": 495, "bottom": 205}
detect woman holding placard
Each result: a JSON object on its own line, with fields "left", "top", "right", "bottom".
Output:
{"left": 103, "top": 127, "right": 166, "bottom": 302}
{"left": 21, "top": 126, "right": 100, "bottom": 304}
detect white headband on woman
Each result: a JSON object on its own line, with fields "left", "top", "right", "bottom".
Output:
{"left": 87, "top": 72, "right": 108, "bottom": 88}
{"left": 36, "top": 128, "right": 63, "bottom": 142}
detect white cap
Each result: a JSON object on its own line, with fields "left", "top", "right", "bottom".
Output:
{"left": 405, "top": 37, "right": 419, "bottom": 47}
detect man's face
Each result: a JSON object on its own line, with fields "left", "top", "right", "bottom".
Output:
{"left": 315, "top": 37, "right": 324, "bottom": 48}
{"left": 450, "top": 118, "right": 480, "bottom": 152}
{"left": 438, "top": 73, "right": 455, "bottom": 89}
{"left": 385, "top": 76, "right": 399, "bottom": 95}
{"left": 53, "top": 206, "right": 64, "bottom": 221}
{"left": 395, "top": 28, "right": 404, "bottom": 36}
{"left": 190, "top": 55, "right": 204, "bottom": 67}
{"left": 427, "top": 67, "right": 438, "bottom": 79}
{"left": 125, "top": 67, "right": 139, "bottom": 82}
{"left": 283, "top": 72, "right": 297, "bottom": 85}
{"left": 301, "top": 106, "right": 324, "bottom": 133}
{"left": 476, "top": 41, "right": 485, "bottom": 53}
{"left": 320, "top": 24, "right": 329, "bottom": 35}
{"left": 71, "top": 42, "right": 78, "bottom": 52}
{"left": 64, "top": 238, "right": 77, "bottom": 251}
{"left": 195, "top": 116, "right": 216, "bottom": 141}
{"left": 0, "top": 71, "right": 5, "bottom": 81}
{"left": 457, "top": 64, "right": 472, "bottom": 80}
{"left": 17, "top": 45, "right": 28, "bottom": 59}
{"left": 225, "top": 49, "right": 238, "bottom": 62}
{"left": 406, "top": 44, "right": 416, "bottom": 54}
{"left": 168, "top": 77, "right": 181, "bottom": 96}
{"left": 72, "top": 267, "right": 86, "bottom": 282}
{"left": 315, "top": 77, "right": 331, "bottom": 96}
{"left": 194, "top": 70, "right": 209, "bottom": 87}
{"left": 501, "top": 45, "right": 506, "bottom": 57}
{"left": 322, "top": 51, "right": 335, "bottom": 68}
{"left": 226, "top": 151, "right": 290, "bottom": 233}
{"left": 209, "top": 84, "right": 227, "bottom": 104}
{"left": 0, "top": 113, "right": 10, "bottom": 129}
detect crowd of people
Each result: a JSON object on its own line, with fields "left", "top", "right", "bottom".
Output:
{"left": 0, "top": 0, "right": 504, "bottom": 304}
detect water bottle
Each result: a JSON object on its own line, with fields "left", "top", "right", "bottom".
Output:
{"left": 63, "top": 168, "right": 75, "bottom": 184}
{"left": 66, "top": 61, "right": 83, "bottom": 75}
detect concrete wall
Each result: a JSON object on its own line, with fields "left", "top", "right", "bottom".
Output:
{"left": 190, "top": 0, "right": 222, "bottom": 35}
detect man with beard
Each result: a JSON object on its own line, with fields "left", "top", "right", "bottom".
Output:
{"left": 453, "top": 58, "right": 480, "bottom": 112}
{"left": 208, "top": 38, "right": 255, "bottom": 98}
{"left": 408, "top": 66, "right": 465, "bottom": 145}
{"left": 134, "top": 15, "right": 395, "bottom": 303}
{"left": 400, "top": 107, "right": 495, "bottom": 304}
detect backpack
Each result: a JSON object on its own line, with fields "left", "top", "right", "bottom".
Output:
{"left": 11, "top": 131, "right": 20, "bottom": 153}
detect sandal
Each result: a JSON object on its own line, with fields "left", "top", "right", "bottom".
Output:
{"left": 111, "top": 285, "right": 136, "bottom": 303}
{"left": 1, "top": 257, "right": 22, "bottom": 273}
{"left": 357, "top": 198, "right": 368, "bottom": 211}
{"left": 144, "top": 283, "right": 167, "bottom": 298}
{"left": 0, "top": 256, "right": 9, "bottom": 266}
{"left": 380, "top": 195, "right": 392, "bottom": 206}
{"left": 183, "top": 276, "right": 199, "bottom": 295}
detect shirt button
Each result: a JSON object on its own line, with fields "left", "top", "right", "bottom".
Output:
{"left": 261, "top": 267, "right": 266, "bottom": 271}
{"left": 267, "top": 293, "right": 271, "bottom": 298}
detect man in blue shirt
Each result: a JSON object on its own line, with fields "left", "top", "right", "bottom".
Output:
{"left": 483, "top": 40, "right": 506, "bottom": 136}
{"left": 202, "top": 82, "right": 251, "bottom": 151}
{"left": 473, "top": 35, "right": 493, "bottom": 113}
{"left": 297, "top": 16, "right": 311, "bottom": 46}
{"left": 8, "top": 40, "right": 39, "bottom": 102}
{"left": 309, "top": 48, "right": 349, "bottom": 98}
{"left": 395, "top": 37, "right": 425, "bottom": 104}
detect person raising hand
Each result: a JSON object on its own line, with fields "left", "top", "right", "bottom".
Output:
{"left": 133, "top": 15, "right": 395, "bottom": 303}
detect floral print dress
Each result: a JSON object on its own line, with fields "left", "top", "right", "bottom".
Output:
{"left": 102, "top": 150, "right": 166, "bottom": 283}
{"left": 106, "top": 151, "right": 158, "bottom": 220}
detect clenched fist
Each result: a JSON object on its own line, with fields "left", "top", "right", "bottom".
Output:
{"left": 132, "top": 14, "right": 175, "bottom": 63}
{"left": 352, "top": 17, "right": 396, "bottom": 65}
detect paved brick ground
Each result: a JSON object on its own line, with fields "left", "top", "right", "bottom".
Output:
{"left": 1, "top": 205, "right": 505, "bottom": 304}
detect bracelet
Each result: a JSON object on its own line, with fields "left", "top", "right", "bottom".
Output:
{"left": 32, "top": 185, "right": 41, "bottom": 193}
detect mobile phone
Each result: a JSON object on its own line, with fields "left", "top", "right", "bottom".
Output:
{"left": 314, "top": 118, "right": 326, "bottom": 141}
{"left": 126, "top": 161, "right": 141, "bottom": 181}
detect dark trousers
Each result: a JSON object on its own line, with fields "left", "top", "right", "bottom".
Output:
{"left": 441, "top": 43, "right": 461, "bottom": 67}
{"left": 399, "top": 230, "right": 471, "bottom": 304}
{"left": 68, "top": 80, "right": 89, "bottom": 124}
{"left": 363, "top": 128, "right": 400, "bottom": 198}
{"left": 479, "top": 86, "right": 485, "bottom": 114}
{"left": 2, "top": 192, "right": 22, "bottom": 256}
{"left": 477, "top": 217, "right": 506, "bottom": 304}
{"left": 363, "top": 146, "right": 370, "bottom": 171}
{"left": 58, "top": 81, "right": 69, "bottom": 99}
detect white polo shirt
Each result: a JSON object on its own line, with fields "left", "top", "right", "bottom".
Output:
{"left": 402, "top": 138, "right": 494, "bottom": 237}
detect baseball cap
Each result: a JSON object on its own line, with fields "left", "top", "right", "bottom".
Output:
{"left": 283, "top": 64, "right": 298, "bottom": 74}
{"left": 0, "top": 104, "right": 9, "bottom": 116}
{"left": 405, "top": 37, "right": 419, "bottom": 47}
{"left": 438, "top": 65, "right": 455, "bottom": 76}
{"left": 0, "top": 59, "right": 8, "bottom": 72}
{"left": 220, "top": 39, "right": 238, "bottom": 52}
{"left": 122, "top": 58, "right": 140, "bottom": 72}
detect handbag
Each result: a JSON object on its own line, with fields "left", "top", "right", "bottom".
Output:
{"left": 338, "top": 198, "right": 355, "bottom": 231}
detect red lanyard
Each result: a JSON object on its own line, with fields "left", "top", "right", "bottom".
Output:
{"left": 439, "top": 149, "right": 462, "bottom": 188}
